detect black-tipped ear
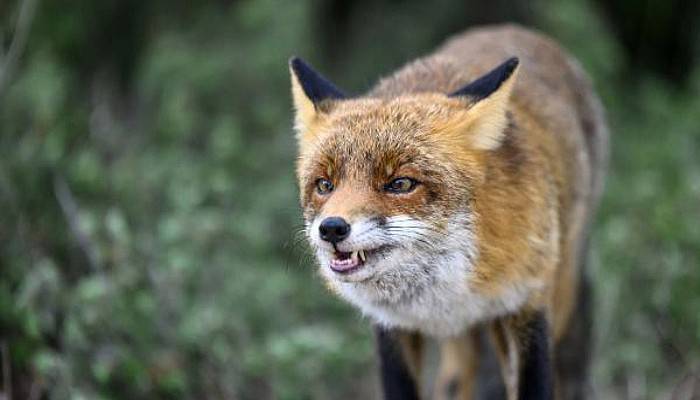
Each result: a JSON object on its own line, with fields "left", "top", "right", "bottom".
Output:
{"left": 449, "top": 57, "right": 519, "bottom": 101}
{"left": 444, "top": 57, "right": 520, "bottom": 150}
{"left": 289, "top": 57, "right": 346, "bottom": 105}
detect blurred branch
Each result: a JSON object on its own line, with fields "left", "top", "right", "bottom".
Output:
{"left": 27, "top": 380, "right": 42, "bottom": 400}
{"left": 53, "top": 174, "right": 102, "bottom": 273}
{"left": 0, "top": 341, "right": 11, "bottom": 400}
{"left": 0, "top": 0, "right": 40, "bottom": 99}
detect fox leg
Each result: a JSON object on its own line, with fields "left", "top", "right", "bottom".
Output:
{"left": 490, "top": 311, "right": 553, "bottom": 400}
{"left": 375, "top": 326, "right": 423, "bottom": 400}
{"left": 433, "top": 331, "right": 479, "bottom": 400}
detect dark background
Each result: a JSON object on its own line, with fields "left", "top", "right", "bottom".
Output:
{"left": 1, "top": 0, "right": 699, "bottom": 398}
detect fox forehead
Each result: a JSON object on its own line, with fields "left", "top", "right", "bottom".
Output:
{"left": 325, "top": 94, "right": 467, "bottom": 136}
{"left": 311, "top": 124, "right": 429, "bottom": 181}
{"left": 296, "top": 100, "right": 484, "bottom": 221}
{"left": 298, "top": 95, "right": 474, "bottom": 176}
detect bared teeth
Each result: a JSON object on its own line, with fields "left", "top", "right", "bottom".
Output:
{"left": 330, "top": 249, "right": 371, "bottom": 273}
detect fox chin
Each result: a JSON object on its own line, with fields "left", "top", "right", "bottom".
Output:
{"left": 291, "top": 23, "right": 608, "bottom": 400}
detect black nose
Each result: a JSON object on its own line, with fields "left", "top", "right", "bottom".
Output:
{"left": 319, "top": 217, "right": 351, "bottom": 243}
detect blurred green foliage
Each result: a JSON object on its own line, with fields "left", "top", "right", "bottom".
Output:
{"left": 1, "top": 0, "right": 699, "bottom": 399}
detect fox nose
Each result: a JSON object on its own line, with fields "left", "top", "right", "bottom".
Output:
{"left": 319, "top": 217, "right": 351, "bottom": 243}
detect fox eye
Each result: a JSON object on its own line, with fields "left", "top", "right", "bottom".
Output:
{"left": 316, "top": 178, "right": 334, "bottom": 195}
{"left": 385, "top": 177, "right": 418, "bottom": 194}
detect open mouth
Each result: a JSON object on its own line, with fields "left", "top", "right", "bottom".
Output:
{"left": 329, "top": 247, "right": 389, "bottom": 274}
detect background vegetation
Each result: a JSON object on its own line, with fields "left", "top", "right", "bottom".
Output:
{"left": 1, "top": 0, "right": 698, "bottom": 399}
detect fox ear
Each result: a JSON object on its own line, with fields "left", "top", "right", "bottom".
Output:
{"left": 289, "top": 57, "right": 346, "bottom": 134}
{"left": 448, "top": 57, "right": 519, "bottom": 150}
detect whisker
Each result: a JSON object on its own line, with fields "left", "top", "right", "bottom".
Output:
{"left": 384, "top": 224, "right": 450, "bottom": 234}
{"left": 285, "top": 234, "right": 308, "bottom": 246}
{"left": 385, "top": 226, "right": 448, "bottom": 234}
{"left": 384, "top": 232, "right": 435, "bottom": 248}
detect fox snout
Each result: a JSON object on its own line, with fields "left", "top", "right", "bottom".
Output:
{"left": 310, "top": 213, "right": 379, "bottom": 249}
{"left": 318, "top": 217, "right": 351, "bottom": 243}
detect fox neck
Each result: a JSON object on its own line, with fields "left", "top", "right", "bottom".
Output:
{"left": 470, "top": 112, "right": 560, "bottom": 302}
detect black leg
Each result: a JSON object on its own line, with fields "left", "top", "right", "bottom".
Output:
{"left": 474, "top": 326, "right": 507, "bottom": 400}
{"left": 518, "top": 312, "right": 553, "bottom": 400}
{"left": 555, "top": 273, "right": 593, "bottom": 400}
{"left": 375, "top": 326, "right": 420, "bottom": 400}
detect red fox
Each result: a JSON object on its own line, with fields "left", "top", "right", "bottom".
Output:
{"left": 290, "top": 24, "right": 608, "bottom": 400}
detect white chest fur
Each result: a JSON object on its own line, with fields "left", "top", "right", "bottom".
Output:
{"left": 335, "top": 251, "right": 533, "bottom": 338}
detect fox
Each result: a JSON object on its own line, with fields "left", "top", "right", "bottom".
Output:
{"left": 290, "top": 24, "right": 608, "bottom": 400}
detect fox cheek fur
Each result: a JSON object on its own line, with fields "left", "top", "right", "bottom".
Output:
{"left": 290, "top": 24, "right": 608, "bottom": 400}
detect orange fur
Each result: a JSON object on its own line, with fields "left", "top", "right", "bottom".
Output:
{"left": 292, "top": 24, "right": 608, "bottom": 399}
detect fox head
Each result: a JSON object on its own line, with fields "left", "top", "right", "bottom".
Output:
{"left": 290, "top": 56, "right": 520, "bottom": 309}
